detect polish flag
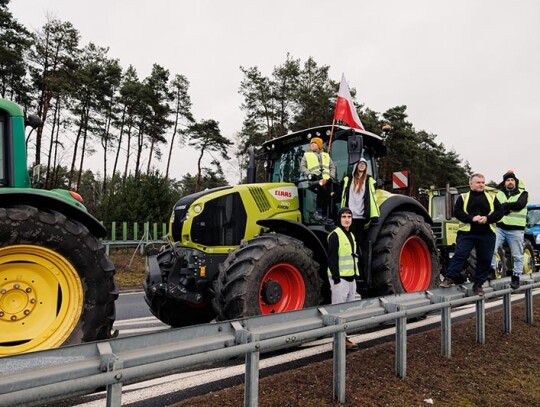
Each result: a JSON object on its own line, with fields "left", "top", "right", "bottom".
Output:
{"left": 333, "top": 74, "right": 364, "bottom": 130}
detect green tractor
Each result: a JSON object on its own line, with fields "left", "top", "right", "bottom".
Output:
{"left": 145, "top": 125, "right": 440, "bottom": 327}
{"left": 426, "top": 185, "right": 536, "bottom": 281}
{"left": 0, "top": 98, "right": 117, "bottom": 356}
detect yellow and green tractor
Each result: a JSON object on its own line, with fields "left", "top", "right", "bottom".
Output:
{"left": 144, "top": 125, "right": 441, "bottom": 327}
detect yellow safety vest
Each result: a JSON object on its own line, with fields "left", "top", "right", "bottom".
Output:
{"left": 496, "top": 190, "right": 527, "bottom": 227}
{"left": 458, "top": 191, "right": 496, "bottom": 233}
{"left": 340, "top": 176, "right": 380, "bottom": 224}
{"left": 304, "top": 151, "right": 331, "bottom": 180}
{"left": 327, "top": 228, "right": 359, "bottom": 277}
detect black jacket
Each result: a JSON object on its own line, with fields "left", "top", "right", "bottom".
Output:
{"left": 454, "top": 190, "right": 504, "bottom": 234}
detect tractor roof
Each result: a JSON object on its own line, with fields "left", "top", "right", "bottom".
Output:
{"left": 260, "top": 124, "right": 385, "bottom": 157}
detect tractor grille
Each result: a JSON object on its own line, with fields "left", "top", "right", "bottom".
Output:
{"left": 248, "top": 187, "right": 271, "bottom": 213}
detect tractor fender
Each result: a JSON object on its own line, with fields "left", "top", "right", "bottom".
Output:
{"left": 368, "top": 194, "right": 431, "bottom": 241}
{"left": 257, "top": 218, "right": 328, "bottom": 277}
{"left": 0, "top": 191, "right": 107, "bottom": 238}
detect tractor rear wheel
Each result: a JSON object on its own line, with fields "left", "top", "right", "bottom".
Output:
{"left": 0, "top": 205, "right": 117, "bottom": 356}
{"left": 213, "top": 234, "right": 320, "bottom": 321}
{"left": 371, "top": 211, "right": 440, "bottom": 296}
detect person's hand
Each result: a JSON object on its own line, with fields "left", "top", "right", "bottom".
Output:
{"left": 333, "top": 277, "right": 341, "bottom": 284}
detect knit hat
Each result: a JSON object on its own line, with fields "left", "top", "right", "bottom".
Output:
{"left": 502, "top": 170, "right": 516, "bottom": 182}
{"left": 310, "top": 137, "right": 323, "bottom": 150}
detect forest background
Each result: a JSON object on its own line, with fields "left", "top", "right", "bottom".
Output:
{"left": 0, "top": 0, "right": 472, "bottom": 226}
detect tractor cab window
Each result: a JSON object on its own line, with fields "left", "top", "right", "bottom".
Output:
{"left": 270, "top": 144, "right": 306, "bottom": 182}
{"left": 270, "top": 138, "right": 373, "bottom": 184}
{"left": 191, "top": 192, "right": 247, "bottom": 247}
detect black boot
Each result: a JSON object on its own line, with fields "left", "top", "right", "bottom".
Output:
{"left": 510, "top": 274, "right": 520, "bottom": 289}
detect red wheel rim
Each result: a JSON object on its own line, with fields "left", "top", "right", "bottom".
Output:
{"left": 399, "top": 236, "right": 432, "bottom": 292}
{"left": 258, "top": 263, "right": 305, "bottom": 315}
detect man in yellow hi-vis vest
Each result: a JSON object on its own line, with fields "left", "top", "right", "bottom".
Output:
{"left": 299, "top": 136, "right": 336, "bottom": 221}
{"left": 491, "top": 170, "right": 529, "bottom": 289}
{"left": 327, "top": 206, "right": 359, "bottom": 350}
{"left": 440, "top": 173, "right": 504, "bottom": 295}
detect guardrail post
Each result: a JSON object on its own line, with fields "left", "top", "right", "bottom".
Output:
{"left": 111, "top": 221, "right": 116, "bottom": 241}
{"left": 333, "top": 318, "right": 347, "bottom": 403}
{"left": 97, "top": 342, "right": 123, "bottom": 407}
{"left": 395, "top": 315, "right": 407, "bottom": 378}
{"left": 525, "top": 286, "right": 534, "bottom": 324}
{"left": 320, "top": 308, "right": 347, "bottom": 403}
{"left": 122, "top": 222, "right": 127, "bottom": 241}
{"left": 232, "top": 321, "right": 260, "bottom": 407}
{"left": 503, "top": 292, "right": 512, "bottom": 334}
{"left": 441, "top": 305, "right": 451, "bottom": 357}
{"left": 475, "top": 296, "right": 486, "bottom": 344}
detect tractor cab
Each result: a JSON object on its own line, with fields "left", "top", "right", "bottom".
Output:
{"left": 259, "top": 125, "right": 386, "bottom": 224}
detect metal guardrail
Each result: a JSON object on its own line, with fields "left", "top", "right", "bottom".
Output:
{"left": 1, "top": 274, "right": 540, "bottom": 407}
{"left": 102, "top": 239, "right": 165, "bottom": 255}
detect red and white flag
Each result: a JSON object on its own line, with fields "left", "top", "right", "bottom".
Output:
{"left": 333, "top": 73, "right": 364, "bottom": 130}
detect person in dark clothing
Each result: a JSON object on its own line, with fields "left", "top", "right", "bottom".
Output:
{"left": 491, "top": 170, "right": 528, "bottom": 288}
{"left": 440, "top": 173, "right": 504, "bottom": 295}
{"left": 327, "top": 206, "right": 359, "bottom": 350}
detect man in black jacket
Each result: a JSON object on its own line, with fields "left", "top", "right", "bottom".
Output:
{"left": 327, "top": 206, "right": 359, "bottom": 349}
{"left": 440, "top": 173, "right": 504, "bottom": 295}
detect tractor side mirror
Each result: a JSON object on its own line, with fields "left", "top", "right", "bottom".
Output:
{"left": 25, "top": 114, "right": 42, "bottom": 130}
{"left": 347, "top": 135, "right": 364, "bottom": 165}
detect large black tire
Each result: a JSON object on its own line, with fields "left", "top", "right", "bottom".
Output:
{"left": 371, "top": 211, "right": 440, "bottom": 296}
{"left": 213, "top": 234, "right": 320, "bottom": 321}
{"left": 0, "top": 205, "right": 118, "bottom": 355}
{"left": 147, "top": 294, "right": 215, "bottom": 328}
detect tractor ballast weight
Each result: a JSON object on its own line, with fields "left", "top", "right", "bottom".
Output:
{"left": 144, "top": 125, "right": 440, "bottom": 327}
{"left": 0, "top": 98, "right": 117, "bottom": 356}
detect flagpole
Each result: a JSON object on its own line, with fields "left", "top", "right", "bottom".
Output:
{"left": 327, "top": 118, "right": 336, "bottom": 154}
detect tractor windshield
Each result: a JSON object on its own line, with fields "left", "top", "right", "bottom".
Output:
{"left": 270, "top": 138, "right": 374, "bottom": 184}
{"left": 527, "top": 208, "right": 540, "bottom": 227}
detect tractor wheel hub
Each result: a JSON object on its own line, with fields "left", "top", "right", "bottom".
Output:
{"left": 261, "top": 280, "right": 282, "bottom": 305}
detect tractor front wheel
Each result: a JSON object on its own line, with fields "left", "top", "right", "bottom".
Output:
{"left": 0, "top": 206, "right": 117, "bottom": 356}
{"left": 213, "top": 234, "right": 320, "bottom": 321}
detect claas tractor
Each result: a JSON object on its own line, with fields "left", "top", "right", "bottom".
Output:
{"left": 425, "top": 185, "right": 536, "bottom": 282}
{"left": 0, "top": 98, "right": 117, "bottom": 356}
{"left": 144, "top": 125, "right": 441, "bottom": 327}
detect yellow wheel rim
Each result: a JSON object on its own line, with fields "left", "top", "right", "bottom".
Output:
{"left": 494, "top": 250, "right": 505, "bottom": 279}
{"left": 523, "top": 246, "right": 535, "bottom": 274}
{"left": 0, "top": 245, "right": 84, "bottom": 356}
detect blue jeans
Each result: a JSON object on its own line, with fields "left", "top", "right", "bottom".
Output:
{"left": 491, "top": 228, "right": 524, "bottom": 276}
{"left": 446, "top": 232, "right": 496, "bottom": 286}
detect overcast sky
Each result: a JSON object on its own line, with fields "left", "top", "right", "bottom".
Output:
{"left": 9, "top": 0, "right": 540, "bottom": 202}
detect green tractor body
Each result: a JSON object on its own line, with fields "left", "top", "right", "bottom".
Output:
{"left": 0, "top": 98, "right": 117, "bottom": 356}
{"left": 145, "top": 125, "right": 440, "bottom": 327}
